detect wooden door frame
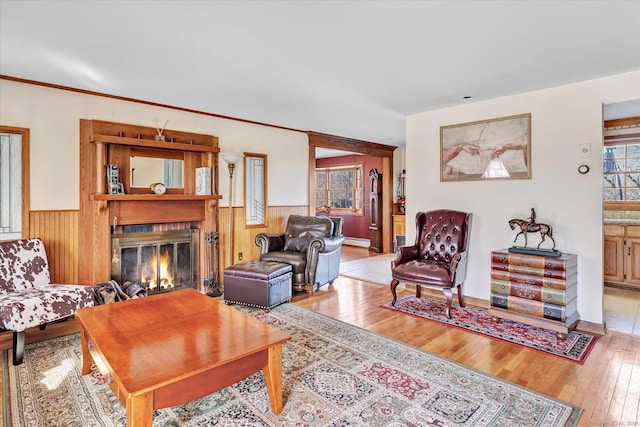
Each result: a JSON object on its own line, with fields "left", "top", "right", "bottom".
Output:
{"left": 307, "top": 132, "right": 396, "bottom": 253}
{"left": 0, "top": 125, "right": 30, "bottom": 238}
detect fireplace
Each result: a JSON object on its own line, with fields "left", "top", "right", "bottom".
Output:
{"left": 78, "top": 119, "right": 220, "bottom": 288}
{"left": 111, "top": 229, "right": 199, "bottom": 294}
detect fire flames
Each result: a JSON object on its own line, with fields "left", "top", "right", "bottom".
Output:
{"left": 144, "top": 247, "right": 174, "bottom": 290}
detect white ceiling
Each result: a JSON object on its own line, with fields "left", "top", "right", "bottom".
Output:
{"left": 1, "top": 1, "right": 639, "bottom": 147}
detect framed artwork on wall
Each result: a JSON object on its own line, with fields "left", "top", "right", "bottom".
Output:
{"left": 440, "top": 113, "right": 531, "bottom": 182}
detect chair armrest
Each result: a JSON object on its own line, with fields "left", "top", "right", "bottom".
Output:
{"left": 309, "top": 235, "right": 345, "bottom": 254}
{"left": 305, "top": 236, "right": 344, "bottom": 287}
{"left": 450, "top": 250, "right": 468, "bottom": 284}
{"left": 305, "top": 237, "right": 344, "bottom": 268}
{"left": 392, "top": 245, "right": 419, "bottom": 268}
{"left": 255, "top": 233, "right": 285, "bottom": 254}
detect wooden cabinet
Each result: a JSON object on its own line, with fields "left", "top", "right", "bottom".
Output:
{"left": 604, "top": 224, "right": 640, "bottom": 289}
{"left": 393, "top": 214, "right": 406, "bottom": 250}
{"left": 488, "top": 249, "right": 579, "bottom": 340}
{"left": 604, "top": 224, "right": 625, "bottom": 284}
{"left": 628, "top": 226, "right": 640, "bottom": 286}
{"left": 393, "top": 215, "right": 406, "bottom": 237}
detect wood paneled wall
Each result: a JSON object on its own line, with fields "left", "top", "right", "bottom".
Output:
{"left": 29, "top": 210, "right": 79, "bottom": 284}
{"left": 26, "top": 206, "right": 307, "bottom": 285}
{"left": 218, "top": 205, "right": 308, "bottom": 268}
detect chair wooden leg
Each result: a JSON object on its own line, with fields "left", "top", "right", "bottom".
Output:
{"left": 457, "top": 284, "right": 465, "bottom": 308}
{"left": 442, "top": 288, "right": 453, "bottom": 319}
{"left": 13, "top": 331, "right": 25, "bottom": 365}
{"left": 390, "top": 279, "right": 400, "bottom": 305}
{"left": 416, "top": 285, "right": 421, "bottom": 299}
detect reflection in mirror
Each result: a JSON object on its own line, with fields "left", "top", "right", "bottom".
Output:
{"left": 245, "top": 153, "right": 267, "bottom": 226}
{"left": 130, "top": 156, "right": 184, "bottom": 188}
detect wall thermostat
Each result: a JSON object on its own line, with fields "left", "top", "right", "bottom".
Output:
{"left": 578, "top": 164, "right": 590, "bottom": 174}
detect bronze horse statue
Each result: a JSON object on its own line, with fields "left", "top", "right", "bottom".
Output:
{"left": 509, "top": 217, "right": 556, "bottom": 250}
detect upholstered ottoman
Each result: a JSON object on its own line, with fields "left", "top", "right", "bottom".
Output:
{"left": 223, "top": 260, "right": 292, "bottom": 310}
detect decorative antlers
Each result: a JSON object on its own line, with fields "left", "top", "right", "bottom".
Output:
{"left": 153, "top": 119, "right": 168, "bottom": 141}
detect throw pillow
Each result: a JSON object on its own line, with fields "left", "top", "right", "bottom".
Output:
{"left": 284, "top": 231, "right": 323, "bottom": 253}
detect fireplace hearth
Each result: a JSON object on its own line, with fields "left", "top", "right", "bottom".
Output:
{"left": 111, "top": 229, "right": 199, "bottom": 294}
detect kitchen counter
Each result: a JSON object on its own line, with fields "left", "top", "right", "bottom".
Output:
{"left": 604, "top": 218, "right": 640, "bottom": 225}
{"left": 603, "top": 209, "right": 640, "bottom": 225}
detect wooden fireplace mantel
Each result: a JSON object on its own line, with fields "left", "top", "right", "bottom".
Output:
{"left": 78, "top": 119, "right": 220, "bottom": 289}
{"left": 91, "top": 194, "right": 221, "bottom": 215}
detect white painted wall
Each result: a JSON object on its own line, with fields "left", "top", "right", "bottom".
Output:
{"left": 0, "top": 80, "right": 309, "bottom": 210}
{"left": 405, "top": 71, "right": 640, "bottom": 325}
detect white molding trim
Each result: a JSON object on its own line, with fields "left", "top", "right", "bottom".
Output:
{"left": 343, "top": 237, "right": 370, "bottom": 248}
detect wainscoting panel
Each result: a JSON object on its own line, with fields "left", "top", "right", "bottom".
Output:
{"left": 27, "top": 206, "right": 307, "bottom": 285}
{"left": 29, "top": 210, "right": 79, "bottom": 284}
{"left": 219, "top": 205, "right": 308, "bottom": 268}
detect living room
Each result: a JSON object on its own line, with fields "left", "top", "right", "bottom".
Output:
{"left": 1, "top": 2, "right": 640, "bottom": 426}
{"left": 3, "top": 60, "right": 638, "bottom": 334}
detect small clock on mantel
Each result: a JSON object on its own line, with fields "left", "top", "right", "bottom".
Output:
{"left": 150, "top": 183, "right": 167, "bottom": 195}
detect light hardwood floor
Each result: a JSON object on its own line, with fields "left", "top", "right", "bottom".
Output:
{"left": 605, "top": 286, "right": 640, "bottom": 335}
{"left": 1, "top": 246, "right": 638, "bottom": 426}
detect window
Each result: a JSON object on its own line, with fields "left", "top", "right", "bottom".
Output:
{"left": 603, "top": 143, "right": 640, "bottom": 202}
{"left": 0, "top": 132, "right": 24, "bottom": 240}
{"left": 315, "top": 164, "right": 363, "bottom": 214}
{"left": 244, "top": 153, "right": 267, "bottom": 226}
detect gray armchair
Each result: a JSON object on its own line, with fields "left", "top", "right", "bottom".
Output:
{"left": 256, "top": 215, "right": 345, "bottom": 294}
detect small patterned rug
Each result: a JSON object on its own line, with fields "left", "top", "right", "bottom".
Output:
{"left": 4, "top": 303, "right": 582, "bottom": 426}
{"left": 383, "top": 296, "right": 597, "bottom": 364}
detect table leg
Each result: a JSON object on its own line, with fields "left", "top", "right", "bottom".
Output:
{"left": 127, "top": 392, "right": 154, "bottom": 427}
{"left": 80, "top": 328, "right": 92, "bottom": 375}
{"left": 263, "top": 344, "right": 284, "bottom": 414}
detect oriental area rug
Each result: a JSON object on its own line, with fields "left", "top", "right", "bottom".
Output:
{"left": 4, "top": 303, "right": 582, "bottom": 426}
{"left": 383, "top": 296, "right": 597, "bottom": 364}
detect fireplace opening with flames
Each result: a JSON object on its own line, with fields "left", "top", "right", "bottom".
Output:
{"left": 111, "top": 229, "right": 199, "bottom": 294}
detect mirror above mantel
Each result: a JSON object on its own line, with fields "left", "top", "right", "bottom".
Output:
{"left": 126, "top": 147, "right": 185, "bottom": 193}
{"left": 130, "top": 156, "right": 184, "bottom": 189}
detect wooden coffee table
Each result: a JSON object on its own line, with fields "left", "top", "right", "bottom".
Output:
{"left": 76, "top": 288, "right": 291, "bottom": 426}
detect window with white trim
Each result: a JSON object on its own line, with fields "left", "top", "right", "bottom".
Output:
{"left": 603, "top": 137, "right": 640, "bottom": 202}
{"left": 315, "top": 164, "right": 363, "bottom": 215}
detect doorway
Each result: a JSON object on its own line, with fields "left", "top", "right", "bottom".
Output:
{"left": 308, "top": 132, "right": 398, "bottom": 253}
{"left": 602, "top": 99, "right": 640, "bottom": 335}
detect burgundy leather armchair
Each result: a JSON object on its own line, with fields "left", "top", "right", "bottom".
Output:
{"left": 390, "top": 210, "right": 472, "bottom": 318}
